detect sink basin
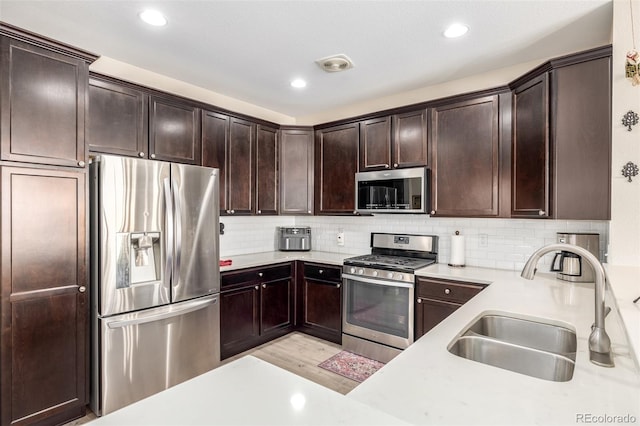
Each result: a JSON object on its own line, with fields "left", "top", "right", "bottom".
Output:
{"left": 464, "top": 313, "right": 577, "bottom": 355}
{"left": 448, "top": 312, "right": 577, "bottom": 382}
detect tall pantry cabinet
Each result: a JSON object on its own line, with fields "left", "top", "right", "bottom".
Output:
{"left": 0, "top": 24, "right": 95, "bottom": 426}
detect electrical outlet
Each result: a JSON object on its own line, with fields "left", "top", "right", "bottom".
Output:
{"left": 337, "top": 232, "right": 345, "bottom": 246}
{"left": 479, "top": 233, "right": 488, "bottom": 248}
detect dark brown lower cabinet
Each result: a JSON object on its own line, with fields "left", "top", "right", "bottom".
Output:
{"left": 1, "top": 165, "right": 87, "bottom": 426}
{"left": 296, "top": 262, "right": 342, "bottom": 344}
{"left": 220, "top": 263, "right": 293, "bottom": 359}
{"left": 415, "top": 277, "right": 485, "bottom": 339}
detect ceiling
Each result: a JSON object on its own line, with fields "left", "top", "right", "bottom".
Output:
{"left": 0, "top": 1, "right": 613, "bottom": 119}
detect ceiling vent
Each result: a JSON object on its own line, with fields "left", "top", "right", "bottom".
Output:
{"left": 315, "top": 54, "right": 354, "bottom": 73}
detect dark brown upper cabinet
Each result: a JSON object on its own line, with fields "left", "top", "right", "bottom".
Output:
{"left": 202, "top": 110, "right": 230, "bottom": 212}
{"left": 226, "top": 117, "right": 256, "bottom": 215}
{"left": 0, "top": 32, "right": 95, "bottom": 168}
{"left": 149, "top": 95, "right": 201, "bottom": 165}
{"left": 1, "top": 165, "right": 88, "bottom": 426}
{"left": 359, "top": 110, "right": 428, "bottom": 171}
{"left": 430, "top": 94, "right": 501, "bottom": 217}
{"left": 203, "top": 112, "right": 256, "bottom": 215}
{"left": 314, "top": 123, "right": 360, "bottom": 215}
{"left": 512, "top": 74, "right": 550, "bottom": 218}
{"left": 256, "top": 125, "right": 279, "bottom": 215}
{"left": 88, "top": 75, "right": 148, "bottom": 158}
{"left": 280, "top": 127, "right": 314, "bottom": 215}
{"left": 510, "top": 46, "right": 611, "bottom": 220}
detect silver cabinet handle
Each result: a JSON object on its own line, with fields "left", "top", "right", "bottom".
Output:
{"left": 393, "top": 163, "right": 398, "bottom": 168}
{"left": 417, "top": 298, "right": 422, "bottom": 304}
{"left": 444, "top": 288, "right": 451, "bottom": 295}
{"left": 254, "top": 285, "right": 259, "bottom": 290}
{"left": 431, "top": 210, "right": 436, "bottom": 215}
{"left": 262, "top": 283, "right": 267, "bottom": 289}
{"left": 139, "top": 152, "right": 145, "bottom": 158}
{"left": 151, "top": 153, "right": 156, "bottom": 159}
{"left": 231, "top": 210, "right": 235, "bottom": 214}
{"left": 78, "top": 286, "right": 86, "bottom": 293}
{"left": 307, "top": 210, "right": 311, "bottom": 214}
{"left": 257, "top": 210, "right": 262, "bottom": 214}
{"left": 319, "top": 269, "right": 324, "bottom": 274}
{"left": 384, "top": 164, "right": 390, "bottom": 169}
{"left": 226, "top": 210, "right": 231, "bottom": 214}
{"left": 258, "top": 272, "right": 263, "bottom": 277}
{"left": 336, "top": 283, "right": 341, "bottom": 288}
{"left": 539, "top": 210, "right": 546, "bottom": 216}
{"left": 78, "top": 160, "right": 85, "bottom": 167}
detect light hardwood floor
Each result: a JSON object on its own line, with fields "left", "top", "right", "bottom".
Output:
{"left": 223, "top": 332, "right": 360, "bottom": 394}
{"left": 65, "top": 332, "right": 357, "bottom": 425}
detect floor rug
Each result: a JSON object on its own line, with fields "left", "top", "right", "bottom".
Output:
{"left": 318, "top": 351, "right": 385, "bottom": 382}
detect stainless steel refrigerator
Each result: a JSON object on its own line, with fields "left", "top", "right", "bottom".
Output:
{"left": 89, "top": 155, "right": 220, "bottom": 416}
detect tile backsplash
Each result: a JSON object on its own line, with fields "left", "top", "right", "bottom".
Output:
{"left": 220, "top": 214, "right": 609, "bottom": 271}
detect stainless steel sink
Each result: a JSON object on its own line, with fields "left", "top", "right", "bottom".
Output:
{"left": 448, "top": 312, "right": 577, "bottom": 382}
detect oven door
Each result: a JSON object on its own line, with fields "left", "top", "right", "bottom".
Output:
{"left": 342, "top": 273, "right": 414, "bottom": 350}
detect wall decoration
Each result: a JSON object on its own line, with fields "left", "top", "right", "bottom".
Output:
{"left": 622, "top": 110, "right": 639, "bottom": 131}
{"left": 627, "top": 0, "right": 640, "bottom": 85}
{"left": 622, "top": 161, "right": 639, "bottom": 182}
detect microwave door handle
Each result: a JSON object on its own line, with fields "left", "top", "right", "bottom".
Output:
{"left": 163, "top": 178, "right": 174, "bottom": 283}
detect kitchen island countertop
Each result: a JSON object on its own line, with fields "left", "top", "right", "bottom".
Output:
{"left": 90, "top": 252, "right": 640, "bottom": 425}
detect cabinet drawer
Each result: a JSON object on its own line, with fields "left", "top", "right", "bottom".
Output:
{"left": 416, "top": 278, "right": 485, "bottom": 304}
{"left": 303, "top": 263, "right": 341, "bottom": 282}
{"left": 221, "top": 263, "right": 292, "bottom": 291}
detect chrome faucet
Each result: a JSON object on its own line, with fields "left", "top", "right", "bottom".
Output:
{"left": 521, "top": 243, "right": 614, "bottom": 368}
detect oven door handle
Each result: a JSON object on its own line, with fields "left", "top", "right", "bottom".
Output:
{"left": 342, "top": 273, "right": 414, "bottom": 289}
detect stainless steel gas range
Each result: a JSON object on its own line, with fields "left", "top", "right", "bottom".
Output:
{"left": 342, "top": 233, "right": 438, "bottom": 363}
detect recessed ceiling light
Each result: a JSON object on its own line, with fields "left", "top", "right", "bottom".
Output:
{"left": 139, "top": 9, "right": 167, "bottom": 26}
{"left": 315, "top": 54, "right": 354, "bottom": 73}
{"left": 444, "top": 23, "right": 468, "bottom": 38}
{"left": 290, "top": 78, "right": 307, "bottom": 89}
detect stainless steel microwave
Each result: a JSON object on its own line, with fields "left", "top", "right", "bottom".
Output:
{"left": 355, "top": 167, "right": 429, "bottom": 214}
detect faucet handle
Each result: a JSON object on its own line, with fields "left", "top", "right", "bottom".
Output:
{"left": 591, "top": 306, "right": 612, "bottom": 331}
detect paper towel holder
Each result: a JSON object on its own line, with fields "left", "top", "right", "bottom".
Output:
{"left": 448, "top": 230, "right": 466, "bottom": 268}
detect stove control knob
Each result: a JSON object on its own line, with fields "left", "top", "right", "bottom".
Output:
{"left": 387, "top": 272, "right": 394, "bottom": 279}
{"left": 358, "top": 269, "right": 364, "bottom": 275}
{"left": 372, "top": 270, "right": 378, "bottom": 277}
{"left": 349, "top": 267, "right": 356, "bottom": 274}
{"left": 396, "top": 273, "right": 404, "bottom": 281}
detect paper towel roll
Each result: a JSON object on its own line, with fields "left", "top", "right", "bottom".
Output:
{"left": 449, "top": 233, "right": 465, "bottom": 267}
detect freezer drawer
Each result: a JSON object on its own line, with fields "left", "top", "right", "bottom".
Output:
{"left": 92, "top": 294, "right": 220, "bottom": 416}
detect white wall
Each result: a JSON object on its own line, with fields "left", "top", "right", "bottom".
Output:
{"left": 220, "top": 215, "right": 608, "bottom": 271}
{"left": 609, "top": 0, "right": 640, "bottom": 266}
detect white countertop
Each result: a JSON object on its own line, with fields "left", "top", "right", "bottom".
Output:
{"left": 219, "top": 250, "right": 353, "bottom": 272}
{"left": 87, "top": 356, "right": 408, "bottom": 426}
{"left": 91, "top": 251, "right": 640, "bottom": 425}
{"left": 349, "top": 263, "right": 640, "bottom": 425}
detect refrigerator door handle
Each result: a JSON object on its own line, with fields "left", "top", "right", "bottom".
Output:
{"left": 106, "top": 296, "right": 218, "bottom": 329}
{"left": 173, "top": 177, "right": 183, "bottom": 282}
{"left": 163, "top": 178, "right": 174, "bottom": 283}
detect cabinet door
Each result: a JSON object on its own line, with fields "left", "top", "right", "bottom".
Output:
{"left": 261, "top": 277, "right": 293, "bottom": 336}
{"left": 1, "top": 166, "right": 87, "bottom": 425}
{"left": 0, "top": 37, "right": 88, "bottom": 168}
{"left": 202, "top": 110, "right": 230, "bottom": 213}
{"left": 88, "top": 76, "right": 148, "bottom": 158}
{"left": 220, "top": 285, "right": 260, "bottom": 359}
{"left": 256, "top": 125, "right": 278, "bottom": 215}
{"left": 552, "top": 57, "right": 611, "bottom": 220}
{"left": 280, "top": 128, "right": 314, "bottom": 215}
{"left": 415, "top": 298, "right": 461, "bottom": 339}
{"left": 359, "top": 116, "right": 391, "bottom": 171}
{"left": 393, "top": 109, "right": 428, "bottom": 168}
{"left": 512, "top": 74, "right": 550, "bottom": 218}
{"left": 300, "top": 277, "right": 342, "bottom": 344}
{"left": 227, "top": 117, "right": 255, "bottom": 215}
{"left": 314, "top": 123, "right": 359, "bottom": 214}
{"left": 149, "top": 95, "right": 201, "bottom": 164}
{"left": 431, "top": 95, "right": 500, "bottom": 217}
